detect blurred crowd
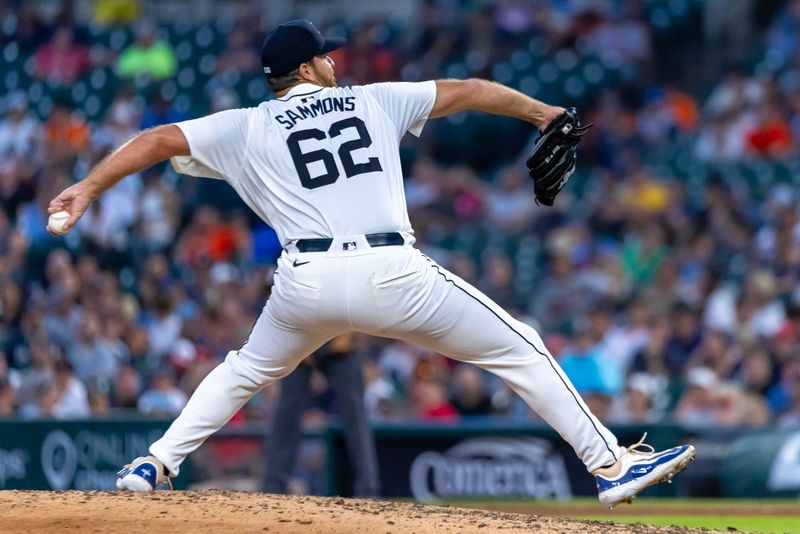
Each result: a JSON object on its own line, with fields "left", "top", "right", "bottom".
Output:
{"left": 1, "top": 0, "right": 799, "bottom": 433}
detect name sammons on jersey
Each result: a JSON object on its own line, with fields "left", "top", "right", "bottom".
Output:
{"left": 275, "top": 96, "right": 356, "bottom": 130}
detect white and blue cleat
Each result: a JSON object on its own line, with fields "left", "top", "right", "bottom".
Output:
{"left": 116, "top": 456, "right": 173, "bottom": 492}
{"left": 594, "top": 433, "right": 695, "bottom": 509}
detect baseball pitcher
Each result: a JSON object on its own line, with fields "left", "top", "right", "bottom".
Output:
{"left": 48, "top": 20, "right": 693, "bottom": 508}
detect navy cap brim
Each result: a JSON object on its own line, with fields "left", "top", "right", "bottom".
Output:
{"left": 321, "top": 37, "right": 345, "bottom": 54}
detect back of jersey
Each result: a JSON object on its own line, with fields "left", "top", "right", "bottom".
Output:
{"left": 171, "top": 81, "right": 436, "bottom": 245}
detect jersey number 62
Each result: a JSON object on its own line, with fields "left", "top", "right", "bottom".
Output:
{"left": 286, "top": 117, "right": 383, "bottom": 190}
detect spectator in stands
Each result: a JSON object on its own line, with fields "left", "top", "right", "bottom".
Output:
{"left": 675, "top": 366, "right": 722, "bottom": 425}
{"left": 586, "top": 2, "right": 653, "bottom": 67}
{"left": 0, "top": 93, "right": 40, "bottom": 159}
{"left": 689, "top": 329, "right": 743, "bottom": 384}
{"left": 587, "top": 300, "right": 649, "bottom": 375}
{"left": 737, "top": 346, "right": 776, "bottom": 405}
{"left": 141, "top": 293, "right": 182, "bottom": 366}
{"left": 44, "top": 248, "right": 77, "bottom": 292}
{"left": 16, "top": 341, "right": 57, "bottom": 407}
{"left": 746, "top": 103, "right": 794, "bottom": 158}
{"left": 113, "top": 366, "right": 141, "bottom": 409}
{"left": 137, "top": 368, "right": 187, "bottom": 417}
{"left": 744, "top": 271, "right": 786, "bottom": 338}
{"left": 665, "top": 85, "right": 700, "bottom": 133}
{"left": 449, "top": 365, "right": 494, "bottom": 416}
{"left": 676, "top": 366, "right": 768, "bottom": 427}
{"left": 43, "top": 286, "right": 83, "bottom": 350}
{"left": 609, "top": 373, "right": 664, "bottom": 424}
{"left": 175, "top": 206, "right": 233, "bottom": 267}
{"left": 530, "top": 236, "right": 599, "bottom": 333}
{"left": 135, "top": 169, "right": 180, "bottom": 252}
{"left": 92, "top": 89, "right": 141, "bottom": 150}
{"left": 694, "top": 111, "right": 755, "bottom": 163}
{"left": 363, "top": 357, "right": 399, "bottom": 420}
{"left": 52, "top": 359, "right": 89, "bottom": 418}
{"left": 19, "top": 381, "right": 60, "bottom": 419}
{"left": 74, "top": 177, "right": 141, "bottom": 258}
{"left": 33, "top": 26, "right": 90, "bottom": 85}
{"left": 0, "top": 278, "right": 24, "bottom": 356}
{"left": 641, "top": 259, "right": 685, "bottom": 318}
{"left": 620, "top": 220, "right": 668, "bottom": 287}
{"left": 705, "top": 68, "right": 763, "bottom": 119}
{"left": 376, "top": 341, "right": 418, "bottom": 391}
{"left": 68, "top": 311, "right": 124, "bottom": 384}
{"left": 629, "top": 319, "right": 670, "bottom": 378}
{"left": 16, "top": 176, "right": 68, "bottom": 251}
{"left": 140, "top": 90, "right": 187, "bottom": 130}
{"left": 637, "top": 88, "right": 679, "bottom": 148}
{"left": 88, "top": 386, "right": 111, "bottom": 416}
{"left": 665, "top": 303, "right": 703, "bottom": 376}
{"left": 117, "top": 20, "right": 177, "bottom": 81}
{"left": 560, "top": 323, "right": 622, "bottom": 396}
{"left": 0, "top": 376, "right": 14, "bottom": 417}
{"left": 483, "top": 165, "right": 536, "bottom": 234}
{"left": 411, "top": 378, "right": 458, "bottom": 421}
{"left": 42, "top": 98, "right": 90, "bottom": 160}
{"left": 93, "top": 0, "right": 142, "bottom": 26}
{"left": 478, "top": 252, "right": 522, "bottom": 312}
{"left": 0, "top": 351, "right": 18, "bottom": 412}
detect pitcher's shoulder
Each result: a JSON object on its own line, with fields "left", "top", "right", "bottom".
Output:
{"left": 323, "top": 85, "right": 361, "bottom": 97}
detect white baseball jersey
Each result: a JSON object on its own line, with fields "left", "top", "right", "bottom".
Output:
{"left": 171, "top": 81, "right": 436, "bottom": 245}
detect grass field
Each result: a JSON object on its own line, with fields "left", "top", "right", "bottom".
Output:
{"left": 583, "top": 515, "right": 800, "bottom": 533}
{"left": 448, "top": 498, "right": 800, "bottom": 534}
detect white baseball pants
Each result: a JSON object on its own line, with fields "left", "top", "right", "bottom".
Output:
{"left": 150, "top": 238, "right": 621, "bottom": 475}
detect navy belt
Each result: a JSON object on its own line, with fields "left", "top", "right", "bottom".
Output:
{"left": 295, "top": 232, "right": 404, "bottom": 252}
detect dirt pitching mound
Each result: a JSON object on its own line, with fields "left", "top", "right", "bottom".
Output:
{"left": 0, "top": 491, "right": 718, "bottom": 533}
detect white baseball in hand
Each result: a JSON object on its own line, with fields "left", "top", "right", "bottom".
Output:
{"left": 47, "top": 211, "right": 71, "bottom": 235}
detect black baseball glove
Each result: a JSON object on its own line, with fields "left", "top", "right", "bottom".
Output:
{"left": 525, "top": 107, "right": 592, "bottom": 206}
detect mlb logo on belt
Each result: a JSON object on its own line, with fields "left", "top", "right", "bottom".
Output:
{"left": 343, "top": 242, "right": 357, "bottom": 250}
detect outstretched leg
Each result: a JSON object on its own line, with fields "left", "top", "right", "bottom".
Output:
{"left": 117, "top": 295, "right": 337, "bottom": 490}
{"left": 370, "top": 251, "right": 693, "bottom": 506}
{"left": 376, "top": 254, "right": 619, "bottom": 471}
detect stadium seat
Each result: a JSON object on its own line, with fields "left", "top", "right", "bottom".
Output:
{"left": 71, "top": 81, "right": 88, "bottom": 104}
{"left": 3, "top": 40, "right": 20, "bottom": 63}
{"left": 4, "top": 69, "right": 19, "bottom": 91}
{"left": 177, "top": 66, "right": 196, "bottom": 89}
{"left": 175, "top": 41, "right": 194, "bottom": 63}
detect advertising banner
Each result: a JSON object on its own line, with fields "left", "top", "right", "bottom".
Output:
{"left": 326, "top": 423, "right": 682, "bottom": 500}
{"left": 721, "top": 429, "right": 800, "bottom": 498}
{"left": 0, "top": 420, "right": 189, "bottom": 490}
{"left": 408, "top": 436, "right": 571, "bottom": 501}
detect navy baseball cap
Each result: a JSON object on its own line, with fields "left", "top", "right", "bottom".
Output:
{"left": 260, "top": 20, "right": 345, "bottom": 77}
